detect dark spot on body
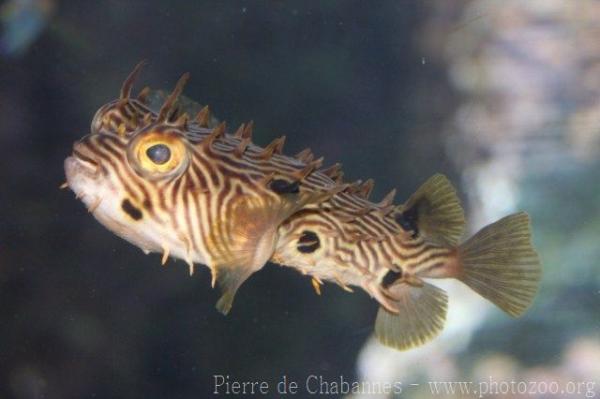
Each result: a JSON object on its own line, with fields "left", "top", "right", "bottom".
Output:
{"left": 121, "top": 199, "right": 143, "bottom": 220}
{"left": 143, "top": 198, "right": 152, "bottom": 211}
{"left": 395, "top": 203, "right": 419, "bottom": 238}
{"left": 270, "top": 179, "right": 300, "bottom": 194}
{"left": 381, "top": 269, "right": 403, "bottom": 288}
{"left": 297, "top": 230, "right": 320, "bottom": 253}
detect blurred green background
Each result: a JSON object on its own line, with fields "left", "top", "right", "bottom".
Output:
{"left": 0, "top": 1, "right": 598, "bottom": 398}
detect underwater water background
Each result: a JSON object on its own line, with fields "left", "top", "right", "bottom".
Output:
{"left": 1, "top": 1, "right": 599, "bottom": 398}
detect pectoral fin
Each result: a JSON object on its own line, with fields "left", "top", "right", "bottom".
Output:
{"left": 374, "top": 282, "right": 448, "bottom": 350}
{"left": 208, "top": 182, "right": 339, "bottom": 314}
{"left": 208, "top": 193, "right": 288, "bottom": 315}
{"left": 213, "top": 264, "right": 256, "bottom": 315}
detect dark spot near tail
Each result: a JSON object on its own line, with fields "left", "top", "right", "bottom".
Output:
{"left": 121, "top": 199, "right": 143, "bottom": 220}
{"left": 395, "top": 203, "right": 419, "bottom": 238}
{"left": 297, "top": 230, "right": 320, "bottom": 253}
{"left": 270, "top": 179, "right": 300, "bottom": 194}
{"left": 381, "top": 269, "right": 403, "bottom": 288}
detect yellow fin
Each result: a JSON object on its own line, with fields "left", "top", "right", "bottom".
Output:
{"left": 457, "top": 212, "right": 541, "bottom": 317}
{"left": 397, "top": 174, "right": 465, "bottom": 245}
{"left": 209, "top": 198, "right": 280, "bottom": 315}
{"left": 213, "top": 265, "right": 256, "bottom": 315}
{"left": 208, "top": 176, "right": 343, "bottom": 314}
{"left": 374, "top": 282, "right": 447, "bottom": 350}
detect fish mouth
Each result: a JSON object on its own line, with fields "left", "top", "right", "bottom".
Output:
{"left": 64, "top": 153, "right": 99, "bottom": 180}
{"left": 64, "top": 154, "right": 105, "bottom": 214}
{"left": 65, "top": 139, "right": 101, "bottom": 180}
{"left": 72, "top": 148, "right": 99, "bottom": 169}
{"left": 64, "top": 145, "right": 102, "bottom": 195}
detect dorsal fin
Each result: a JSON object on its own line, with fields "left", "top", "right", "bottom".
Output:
{"left": 396, "top": 174, "right": 465, "bottom": 245}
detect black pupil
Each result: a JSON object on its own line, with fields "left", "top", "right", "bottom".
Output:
{"left": 146, "top": 144, "right": 171, "bottom": 165}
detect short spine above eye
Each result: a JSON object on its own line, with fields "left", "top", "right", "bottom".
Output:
{"left": 146, "top": 144, "right": 171, "bottom": 165}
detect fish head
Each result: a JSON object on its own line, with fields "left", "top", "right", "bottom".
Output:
{"left": 64, "top": 62, "right": 217, "bottom": 266}
{"left": 64, "top": 115, "right": 199, "bottom": 260}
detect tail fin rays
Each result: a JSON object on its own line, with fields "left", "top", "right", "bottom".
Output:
{"left": 457, "top": 212, "right": 541, "bottom": 317}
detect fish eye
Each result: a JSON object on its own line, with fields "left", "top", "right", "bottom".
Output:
{"left": 127, "top": 130, "right": 189, "bottom": 178}
{"left": 146, "top": 144, "right": 171, "bottom": 165}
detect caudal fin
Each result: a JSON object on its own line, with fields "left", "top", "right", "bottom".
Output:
{"left": 374, "top": 282, "right": 448, "bottom": 350}
{"left": 458, "top": 212, "right": 541, "bottom": 317}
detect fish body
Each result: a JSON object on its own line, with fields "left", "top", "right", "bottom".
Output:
{"left": 272, "top": 175, "right": 540, "bottom": 349}
{"left": 64, "top": 63, "right": 542, "bottom": 350}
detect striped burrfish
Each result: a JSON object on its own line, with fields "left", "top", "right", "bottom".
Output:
{"left": 64, "top": 62, "right": 542, "bottom": 350}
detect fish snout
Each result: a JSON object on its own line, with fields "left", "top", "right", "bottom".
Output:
{"left": 71, "top": 138, "right": 99, "bottom": 168}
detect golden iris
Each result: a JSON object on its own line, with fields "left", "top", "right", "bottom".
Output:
{"left": 129, "top": 131, "right": 188, "bottom": 177}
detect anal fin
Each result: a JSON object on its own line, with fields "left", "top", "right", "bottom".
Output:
{"left": 374, "top": 282, "right": 448, "bottom": 350}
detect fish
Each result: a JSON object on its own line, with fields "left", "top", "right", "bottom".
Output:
{"left": 64, "top": 62, "right": 542, "bottom": 350}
